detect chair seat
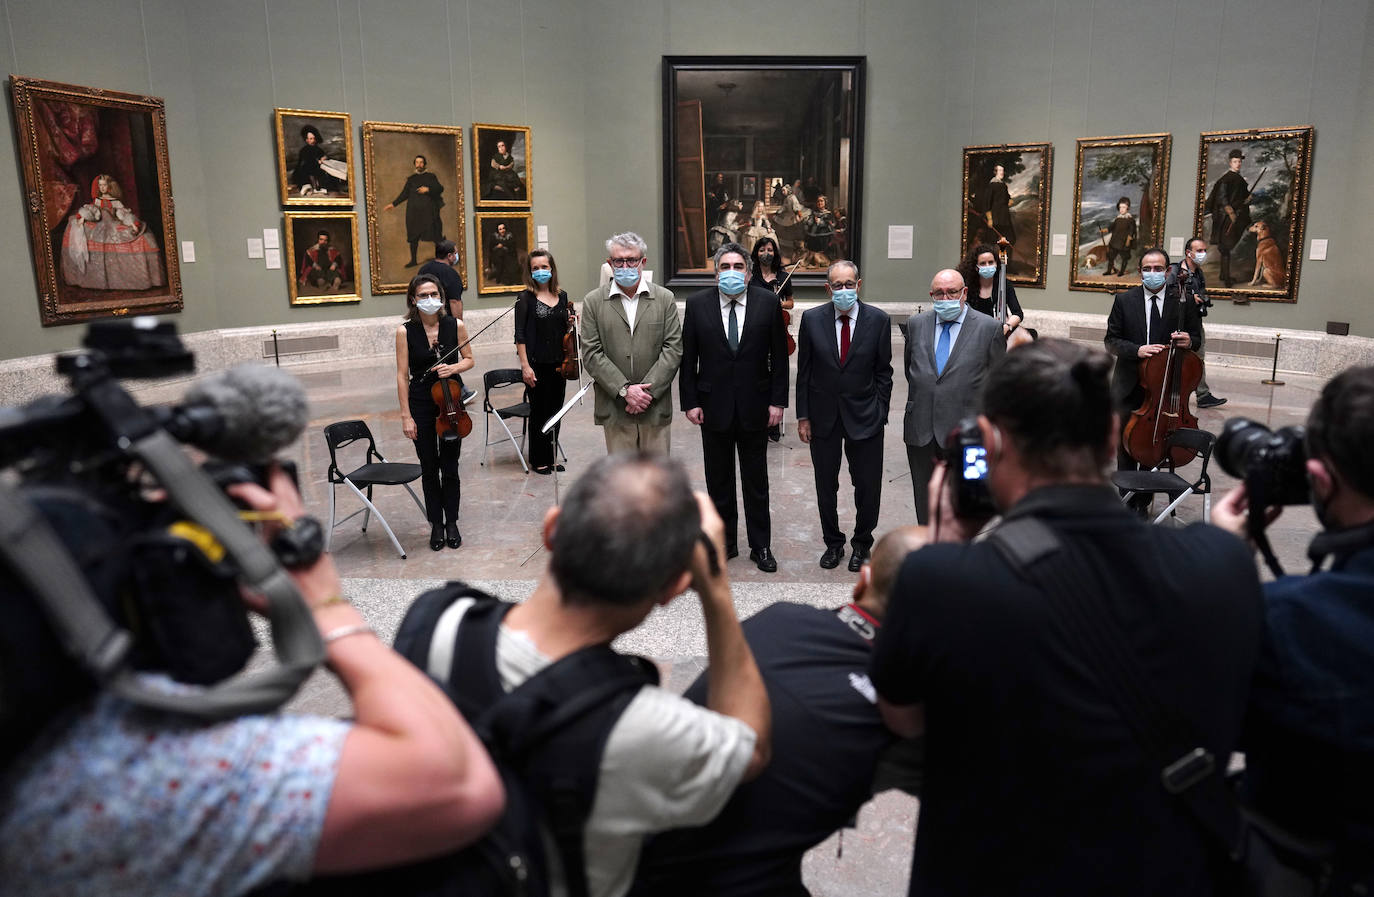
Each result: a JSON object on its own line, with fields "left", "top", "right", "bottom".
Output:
{"left": 339, "top": 461, "right": 423, "bottom": 486}
{"left": 1111, "top": 470, "right": 1193, "bottom": 497}
{"left": 496, "top": 402, "right": 530, "bottom": 419}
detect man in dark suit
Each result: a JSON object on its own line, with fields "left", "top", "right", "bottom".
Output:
{"left": 903, "top": 268, "right": 1006, "bottom": 526}
{"left": 1104, "top": 247, "right": 1202, "bottom": 488}
{"left": 681, "top": 243, "right": 789, "bottom": 572}
{"left": 797, "top": 260, "right": 893, "bottom": 572}
{"left": 1206, "top": 149, "right": 1252, "bottom": 286}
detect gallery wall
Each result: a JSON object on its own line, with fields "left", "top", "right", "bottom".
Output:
{"left": 0, "top": 0, "right": 1369, "bottom": 363}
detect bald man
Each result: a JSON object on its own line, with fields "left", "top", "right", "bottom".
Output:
{"left": 902, "top": 268, "right": 1005, "bottom": 525}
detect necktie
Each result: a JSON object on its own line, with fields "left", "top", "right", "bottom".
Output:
{"left": 839, "top": 314, "right": 851, "bottom": 364}
{"left": 727, "top": 300, "right": 739, "bottom": 352}
{"left": 1149, "top": 295, "right": 1162, "bottom": 345}
{"left": 936, "top": 321, "right": 953, "bottom": 375}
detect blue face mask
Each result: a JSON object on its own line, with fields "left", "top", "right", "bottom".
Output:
{"left": 831, "top": 288, "right": 858, "bottom": 311}
{"left": 977, "top": 264, "right": 997, "bottom": 280}
{"left": 1141, "top": 271, "right": 1167, "bottom": 291}
{"left": 612, "top": 265, "right": 641, "bottom": 289}
{"left": 933, "top": 299, "right": 962, "bottom": 321}
{"left": 718, "top": 270, "right": 747, "bottom": 295}
{"left": 531, "top": 268, "right": 552, "bottom": 284}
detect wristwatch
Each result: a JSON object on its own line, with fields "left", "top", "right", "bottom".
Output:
{"left": 618, "top": 383, "right": 630, "bottom": 398}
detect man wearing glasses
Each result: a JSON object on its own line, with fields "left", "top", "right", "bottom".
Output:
{"left": 796, "top": 261, "right": 893, "bottom": 572}
{"left": 902, "top": 269, "right": 1005, "bottom": 526}
{"left": 580, "top": 231, "right": 683, "bottom": 454}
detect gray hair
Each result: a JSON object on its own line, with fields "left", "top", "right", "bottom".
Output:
{"left": 827, "top": 259, "right": 859, "bottom": 283}
{"left": 605, "top": 231, "right": 649, "bottom": 257}
{"left": 712, "top": 242, "right": 751, "bottom": 273}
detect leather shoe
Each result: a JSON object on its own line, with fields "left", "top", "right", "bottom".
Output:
{"left": 1197, "top": 394, "right": 1228, "bottom": 409}
{"left": 749, "top": 547, "right": 777, "bottom": 573}
{"left": 430, "top": 524, "right": 445, "bottom": 551}
{"left": 446, "top": 522, "right": 462, "bottom": 549}
{"left": 725, "top": 544, "right": 740, "bottom": 560}
{"left": 848, "top": 549, "right": 870, "bottom": 573}
{"left": 819, "top": 545, "right": 845, "bottom": 569}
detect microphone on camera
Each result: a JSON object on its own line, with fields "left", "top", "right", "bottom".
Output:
{"left": 166, "top": 364, "right": 309, "bottom": 464}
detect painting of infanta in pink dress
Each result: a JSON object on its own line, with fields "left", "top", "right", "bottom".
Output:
{"left": 61, "top": 174, "right": 165, "bottom": 291}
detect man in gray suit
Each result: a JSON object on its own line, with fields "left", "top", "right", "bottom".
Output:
{"left": 903, "top": 268, "right": 1005, "bottom": 525}
{"left": 581, "top": 232, "right": 683, "bottom": 454}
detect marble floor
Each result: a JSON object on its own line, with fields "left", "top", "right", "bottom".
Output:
{"left": 255, "top": 330, "right": 1327, "bottom": 896}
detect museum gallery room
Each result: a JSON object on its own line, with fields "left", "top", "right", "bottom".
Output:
{"left": 1, "top": 0, "right": 1373, "bottom": 894}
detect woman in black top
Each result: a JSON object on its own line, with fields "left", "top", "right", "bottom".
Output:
{"left": 751, "top": 237, "right": 794, "bottom": 441}
{"left": 395, "top": 273, "right": 474, "bottom": 551}
{"left": 957, "top": 242, "right": 1024, "bottom": 336}
{"left": 514, "top": 249, "right": 572, "bottom": 475}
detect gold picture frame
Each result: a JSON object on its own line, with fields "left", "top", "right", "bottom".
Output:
{"left": 474, "top": 212, "right": 534, "bottom": 295}
{"left": 274, "top": 107, "right": 355, "bottom": 206}
{"left": 1069, "top": 133, "right": 1172, "bottom": 292}
{"left": 363, "top": 121, "right": 468, "bottom": 295}
{"left": 9, "top": 75, "right": 183, "bottom": 327}
{"left": 961, "top": 142, "right": 1053, "bottom": 288}
{"left": 284, "top": 211, "right": 361, "bottom": 305}
{"left": 1193, "top": 126, "right": 1315, "bottom": 303}
{"left": 472, "top": 123, "right": 531, "bottom": 208}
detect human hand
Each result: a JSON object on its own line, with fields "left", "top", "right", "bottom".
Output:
{"left": 767, "top": 405, "right": 784, "bottom": 427}
{"left": 434, "top": 363, "right": 459, "bottom": 379}
{"left": 383, "top": 203, "right": 394, "bottom": 211}
{"left": 226, "top": 466, "right": 342, "bottom": 613}
{"left": 1171, "top": 331, "right": 1192, "bottom": 349}
{"left": 417, "top": 186, "right": 429, "bottom": 194}
{"left": 1138, "top": 344, "right": 1164, "bottom": 358}
{"left": 927, "top": 461, "right": 986, "bottom": 545}
{"left": 797, "top": 419, "right": 812, "bottom": 444}
{"left": 522, "top": 365, "right": 537, "bottom": 388}
{"left": 402, "top": 415, "right": 418, "bottom": 440}
{"left": 625, "top": 383, "right": 653, "bottom": 414}
{"left": 685, "top": 407, "right": 704, "bottom": 425}
{"left": 687, "top": 491, "right": 729, "bottom": 599}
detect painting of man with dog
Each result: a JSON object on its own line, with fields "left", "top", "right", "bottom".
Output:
{"left": 961, "top": 143, "right": 1052, "bottom": 287}
{"left": 1193, "top": 127, "right": 1314, "bottom": 303}
{"left": 1069, "top": 133, "right": 1171, "bottom": 293}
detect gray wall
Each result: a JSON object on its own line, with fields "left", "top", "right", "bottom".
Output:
{"left": 0, "top": 0, "right": 1369, "bottom": 363}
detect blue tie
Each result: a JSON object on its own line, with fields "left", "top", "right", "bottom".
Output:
{"left": 936, "top": 321, "right": 953, "bottom": 375}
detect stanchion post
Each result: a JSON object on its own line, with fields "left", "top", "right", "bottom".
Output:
{"left": 1262, "top": 333, "right": 1284, "bottom": 386}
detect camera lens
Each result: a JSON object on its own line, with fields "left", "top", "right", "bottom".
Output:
{"left": 1217, "top": 418, "right": 1272, "bottom": 480}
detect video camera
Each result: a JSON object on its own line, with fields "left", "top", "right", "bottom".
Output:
{"left": 0, "top": 319, "right": 324, "bottom": 767}
{"left": 948, "top": 417, "right": 997, "bottom": 519}
{"left": 1217, "top": 417, "right": 1309, "bottom": 577}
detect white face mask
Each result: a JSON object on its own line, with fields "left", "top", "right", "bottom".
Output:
{"left": 415, "top": 297, "right": 443, "bottom": 316}
{"left": 1192, "top": 251, "right": 1208, "bottom": 265}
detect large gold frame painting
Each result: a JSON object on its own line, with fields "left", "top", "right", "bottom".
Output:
{"left": 363, "top": 121, "right": 468, "bottom": 294}
{"left": 284, "top": 211, "right": 362, "bottom": 306}
{"left": 274, "top": 107, "right": 355, "bottom": 207}
{"left": 474, "top": 212, "right": 534, "bottom": 295}
{"left": 472, "top": 123, "right": 531, "bottom": 209}
{"left": 960, "top": 142, "right": 1052, "bottom": 288}
{"left": 1069, "top": 133, "right": 1172, "bottom": 292}
{"left": 10, "top": 76, "right": 183, "bottom": 326}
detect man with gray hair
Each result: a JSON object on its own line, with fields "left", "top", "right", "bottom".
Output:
{"left": 581, "top": 232, "right": 683, "bottom": 454}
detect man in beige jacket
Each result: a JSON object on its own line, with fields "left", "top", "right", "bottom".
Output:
{"left": 580, "top": 231, "right": 683, "bottom": 454}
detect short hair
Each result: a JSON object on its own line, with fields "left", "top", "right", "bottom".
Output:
{"left": 827, "top": 260, "right": 859, "bottom": 283}
{"left": 1185, "top": 235, "right": 1207, "bottom": 252}
{"left": 713, "top": 242, "right": 751, "bottom": 273}
{"left": 1116, "top": 196, "right": 1131, "bottom": 208}
{"left": 981, "top": 338, "right": 1115, "bottom": 478}
{"left": 316, "top": 230, "right": 330, "bottom": 241}
{"left": 1138, "top": 247, "right": 1170, "bottom": 268}
{"left": 606, "top": 232, "right": 648, "bottom": 257}
{"left": 550, "top": 454, "right": 700, "bottom": 607}
{"left": 868, "top": 527, "right": 927, "bottom": 608}
{"left": 434, "top": 239, "right": 456, "bottom": 259}
{"left": 1306, "top": 365, "right": 1374, "bottom": 499}
{"left": 414, "top": 154, "right": 428, "bottom": 165}
{"left": 524, "top": 248, "right": 561, "bottom": 295}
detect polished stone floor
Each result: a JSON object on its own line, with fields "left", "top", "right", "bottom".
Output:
{"left": 256, "top": 330, "right": 1327, "bottom": 896}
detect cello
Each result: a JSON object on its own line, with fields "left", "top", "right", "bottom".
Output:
{"left": 995, "top": 238, "right": 1034, "bottom": 350}
{"left": 772, "top": 257, "right": 804, "bottom": 355}
{"left": 1122, "top": 273, "right": 1202, "bottom": 469}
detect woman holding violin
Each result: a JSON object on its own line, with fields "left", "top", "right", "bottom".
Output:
{"left": 750, "top": 237, "right": 795, "bottom": 441}
{"left": 957, "top": 242, "right": 1024, "bottom": 336}
{"left": 396, "top": 273, "right": 474, "bottom": 551}
{"left": 514, "top": 249, "right": 573, "bottom": 475}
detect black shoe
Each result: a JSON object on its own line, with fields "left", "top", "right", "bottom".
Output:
{"left": 446, "top": 523, "right": 462, "bottom": 549}
{"left": 848, "top": 549, "right": 870, "bottom": 573}
{"left": 1197, "top": 394, "right": 1228, "bottom": 409}
{"left": 749, "top": 547, "right": 777, "bottom": 573}
{"left": 405, "top": 259, "right": 419, "bottom": 268}
{"left": 461, "top": 386, "right": 477, "bottom": 406}
{"left": 534, "top": 465, "right": 553, "bottom": 475}
{"left": 819, "top": 545, "right": 845, "bottom": 569}
{"left": 726, "top": 544, "right": 740, "bottom": 560}
{"left": 430, "top": 524, "right": 445, "bottom": 551}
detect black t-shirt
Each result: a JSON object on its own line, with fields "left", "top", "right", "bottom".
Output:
{"left": 871, "top": 485, "right": 1263, "bottom": 897}
{"left": 631, "top": 602, "right": 894, "bottom": 897}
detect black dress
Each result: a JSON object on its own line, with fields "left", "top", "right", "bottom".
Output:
{"left": 405, "top": 316, "right": 461, "bottom": 526}
{"left": 514, "top": 290, "right": 570, "bottom": 469}
{"left": 968, "top": 280, "right": 1023, "bottom": 322}
{"left": 749, "top": 268, "right": 794, "bottom": 302}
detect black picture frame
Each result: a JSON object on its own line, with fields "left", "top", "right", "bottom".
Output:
{"left": 663, "top": 56, "right": 866, "bottom": 288}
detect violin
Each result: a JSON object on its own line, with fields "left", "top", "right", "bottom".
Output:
{"left": 558, "top": 299, "right": 580, "bottom": 381}
{"left": 1123, "top": 277, "right": 1202, "bottom": 468}
{"left": 995, "top": 238, "right": 1035, "bottom": 351}
{"left": 772, "top": 258, "right": 804, "bottom": 356}
{"left": 431, "top": 375, "right": 472, "bottom": 440}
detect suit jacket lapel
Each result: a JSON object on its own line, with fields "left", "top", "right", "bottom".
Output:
{"left": 939, "top": 315, "right": 975, "bottom": 379}
{"left": 918, "top": 313, "right": 937, "bottom": 371}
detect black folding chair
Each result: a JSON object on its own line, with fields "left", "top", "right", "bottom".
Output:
{"left": 1112, "top": 427, "right": 1217, "bottom": 524}
{"left": 323, "top": 419, "right": 427, "bottom": 558}
{"left": 480, "top": 368, "right": 530, "bottom": 474}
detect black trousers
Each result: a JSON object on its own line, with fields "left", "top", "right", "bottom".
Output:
{"left": 528, "top": 362, "right": 567, "bottom": 469}
{"left": 809, "top": 423, "right": 883, "bottom": 552}
{"left": 701, "top": 418, "right": 770, "bottom": 551}
{"left": 409, "top": 392, "right": 461, "bottom": 525}
{"left": 905, "top": 440, "right": 948, "bottom": 527}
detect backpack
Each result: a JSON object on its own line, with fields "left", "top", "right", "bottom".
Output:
{"left": 293, "top": 582, "right": 658, "bottom": 897}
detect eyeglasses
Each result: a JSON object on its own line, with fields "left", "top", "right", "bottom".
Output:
{"left": 930, "top": 288, "right": 965, "bottom": 299}
{"left": 608, "top": 257, "right": 643, "bottom": 269}
{"left": 829, "top": 281, "right": 859, "bottom": 290}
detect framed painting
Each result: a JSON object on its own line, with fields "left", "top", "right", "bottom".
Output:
{"left": 1193, "top": 126, "right": 1314, "bottom": 303}
{"left": 474, "top": 211, "right": 534, "bottom": 295}
{"left": 274, "top": 107, "right": 354, "bottom": 206}
{"left": 9, "top": 76, "right": 183, "bottom": 326}
{"left": 1069, "top": 133, "right": 1171, "bottom": 292}
{"left": 663, "top": 56, "right": 866, "bottom": 287}
{"left": 961, "top": 142, "right": 1052, "bottom": 288}
{"left": 473, "top": 123, "right": 530, "bottom": 208}
{"left": 363, "top": 121, "right": 467, "bottom": 294}
{"left": 285, "top": 211, "right": 361, "bottom": 305}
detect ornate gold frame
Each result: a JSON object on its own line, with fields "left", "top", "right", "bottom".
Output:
{"left": 960, "top": 142, "right": 1053, "bottom": 289}
{"left": 274, "top": 106, "right": 355, "bottom": 207}
{"left": 9, "top": 76, "right": 183, "bottom": 327}
{"left": 1068, "top": 133, "right": 1172, "bottom": 293}
{"left": 284, "top": 211, "right": 362, "bottom": 306}
{"left": 474, "top": 212, "right": 534, "bottom": 295}
{"left": 362, "top": 121, "right": 467, "bottom": 295}
{"left": 1193, "top": 126, "right": 1314, "bottom": 304}
{"left": 472, "top": 123, "right": 532, "bottom": 209}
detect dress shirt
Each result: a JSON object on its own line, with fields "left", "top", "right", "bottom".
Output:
{"left": 833, "top": 303, "right": 860, "bottom": 353}
{"left": 933, "top": 303, "right": 970, "bottom": 354}
{"left": 719, "top": 289, "right": 748, "bottom": 334}
{"left": 611, "top": 276, "right": 651, "bottom": 333}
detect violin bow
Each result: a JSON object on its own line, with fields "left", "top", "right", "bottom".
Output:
{"left": 427, "top": 299, "right": 518, "bottom": 371}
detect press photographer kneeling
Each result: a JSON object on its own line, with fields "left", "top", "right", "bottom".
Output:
{"left": 1214, "top": 364, "right": 1374, "bottom": 894}
{"left": 0, "top": 322, "right": 502, "bottom": 897}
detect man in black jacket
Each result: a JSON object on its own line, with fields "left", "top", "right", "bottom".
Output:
{"left": 680, "top": 243, "right": 789, "bottom": 572}
{"left": 384, "top": 154, "right": 446, "bottom": 268}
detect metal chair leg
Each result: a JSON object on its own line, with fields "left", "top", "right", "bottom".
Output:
{"left": 325, "top": 482, "right": 336, "bottom": 552}
{"left": 342, "top": 478, "right": 407, "bottom": 558}
{"left": 1151, "top": 488, "right": 1195, "bottom": 524}
{"left": 496, "top": 414, "right": 530, "bottom": 474}
{"left": 403, "top": 483, "right": 427, "bottom": 517}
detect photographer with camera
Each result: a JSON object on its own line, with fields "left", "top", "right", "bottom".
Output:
{"left": 870, "top": 338, "right": 1263, "bottom": 897}
{"left": 1213, "top": 365, "right": 1374, "bottom": 893}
